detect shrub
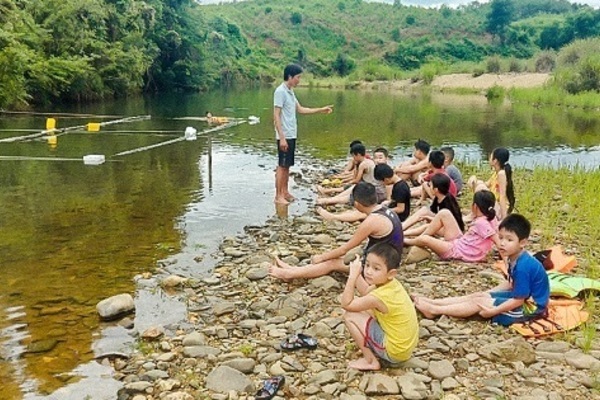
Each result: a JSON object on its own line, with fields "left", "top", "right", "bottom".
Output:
{"left": 420, "top": 63, "right": 439, "bottom": 85}
{"left": 265, "top": 7, "right": 272, "bottom": 14}
{"left": 486, "top": 85, "right": 505, "bottom": 101}
{"left": 332, "top": 53, "right": 356, "bottom": 76}
{"left": 472, "top": 68, "right": 485, "bottom": 77}
{"left": 535, "top": 51, "right": 556, "bottom": 73}
{"left": 486, "top": 57, "right": 501, "bottom": 73}
{"left": 558, "top": 55, "right": 600, "bottom": 94}
{"left": 290, "top": 12, "right": 302, "bottom": 25}
{"left": 557, "top": 38, "right": 600, "bottom": 68}
{"left": 508, "top": 58, "right": 522, "bottom": 72}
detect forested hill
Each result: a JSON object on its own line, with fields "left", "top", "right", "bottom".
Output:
{"left": 1, "top": 0, "right": 599, "bottom": 109}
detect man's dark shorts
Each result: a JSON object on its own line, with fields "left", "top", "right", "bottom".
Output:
{"left": 277, "top": 139, "right": 296, "bottom": 167}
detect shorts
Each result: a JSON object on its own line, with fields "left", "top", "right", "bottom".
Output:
{"left": 277, "top": 138, "right": 296, "bottom": 167}
{"left": 490, "top": 291, "right": 545, "bottom": 326}
{"left": 365, "top": 317, "right": 400, "bottom": 364}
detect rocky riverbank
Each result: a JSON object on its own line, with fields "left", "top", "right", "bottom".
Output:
{"left": 105, "top": 166, "right": 599, "bottom": 400}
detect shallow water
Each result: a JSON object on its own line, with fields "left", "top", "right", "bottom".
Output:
{"left": 0, "top": 88, "right": 599, "bottom": 398}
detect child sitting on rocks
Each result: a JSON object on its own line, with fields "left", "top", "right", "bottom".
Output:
{"left": 403, "top": 173, "right": 464, "bottom": 238}
{"left": 440, "top": 146, "right": 464, "bottom": 194}
{"left": 270, "top": 182, "right": 402, "bottom": 281}
{"left": 341, "top": 243, "right": 418, "bottom": 370}
{"left": 404, "top": 190, "right": 499, "bottom": 263}
{"left": 413, "top": 214, "right": 550, "bottom": 326}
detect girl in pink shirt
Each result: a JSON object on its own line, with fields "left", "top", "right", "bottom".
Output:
{"left": 404, "top": 190, "right": 500, "bottom": 263}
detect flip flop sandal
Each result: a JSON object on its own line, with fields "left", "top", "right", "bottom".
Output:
{"left": 255, "top": 375, "right": 285, "bottom": 400}
{"left": 280, "top": 333, "right": 318, "bottom": 351}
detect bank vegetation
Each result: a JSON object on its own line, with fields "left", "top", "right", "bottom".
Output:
{"left": 1, "top": 0, "right": 599, "bottom": 109}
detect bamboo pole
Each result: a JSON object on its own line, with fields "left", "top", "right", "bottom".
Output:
{"left": 113, "top": 120, "right": 246, "bottom": 157}
{"left": 0, "top": 115, "right": 151, "bottom": 143}
{"left": 0, "top": 156, "right": 120, "bottom": 162}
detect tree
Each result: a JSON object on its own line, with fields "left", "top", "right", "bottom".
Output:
{"left": 332, "top": 53, "right": 355, "bottom": 76}
{"left": 486, "top": 0, "right": 515, "bottom": 43}
{"left": 290, "top": 12, "right": 302, "bottom": 25}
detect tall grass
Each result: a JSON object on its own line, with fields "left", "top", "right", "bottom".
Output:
{"left": 509, "top": 86, "right": 600, "bottom": 109}
{"left": 462, "top": 165, "right": 600, "bottom": 351}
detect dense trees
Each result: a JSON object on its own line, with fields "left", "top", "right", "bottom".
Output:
{"left": 0, "top": 0, "right": 210, "bottom": 108}
{"left": 1, "top": 0, "right": 599, "bottom": 109}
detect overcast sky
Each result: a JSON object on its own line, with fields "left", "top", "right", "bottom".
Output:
{"left": 198, "top": 0, "right": 600, "bottom": 8}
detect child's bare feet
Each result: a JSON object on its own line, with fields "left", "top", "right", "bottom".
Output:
{"left": 410, "top": 293, "right": 421, "bottom": 306}
{"left": 284, "top": 193, "right": 296, "bottom": 202}
{"left": 316, "top": 206, "right": 334, "bottom": 221}
{"left": 348, "top": 357, "right": 381, "bottom": 371}
{"left": 415, "top": 301, "right": 436, "bottom": 319}
{"left": 268, "top": 261, "right": 293, "bottom": 282}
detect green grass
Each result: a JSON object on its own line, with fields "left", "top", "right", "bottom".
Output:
{"left": 462, "top": 165, "right": 600, "bottom": 350}
{"left": 510, "top": 86, "right": 600, "bottom": 109}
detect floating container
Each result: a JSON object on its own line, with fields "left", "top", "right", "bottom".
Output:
{"left": 83, "top": 154, "right": 106, "bottom": 165}
{"left": 184, "top": 126, "right": 197, "bottom": 141}
{"left": 87, "top": 122, "right": 101, "bottom": 132}
{"left": 46, "top": 118, "right": 56, "bottom": 131}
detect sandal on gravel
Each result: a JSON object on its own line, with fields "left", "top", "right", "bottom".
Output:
{"left": 255, "top": 375, "right": 285, "bottom": 400}
{"left": 280, "top": 333, "right": 318, "bottom": 351}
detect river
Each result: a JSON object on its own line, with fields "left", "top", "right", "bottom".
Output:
{"left": 0, "top": 88, "right": 599, "bottom": 399}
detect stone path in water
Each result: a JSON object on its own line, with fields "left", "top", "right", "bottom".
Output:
{"left": 109, "top": 167, "right": 599, "bottom": 400}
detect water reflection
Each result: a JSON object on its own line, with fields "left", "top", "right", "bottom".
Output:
{"left": 0, "top": 88, "right": 599, "bottom": 398}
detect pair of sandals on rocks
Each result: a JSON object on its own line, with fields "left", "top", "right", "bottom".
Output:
{"left": 255, "top": 334, "right": 318, "bottom": 399}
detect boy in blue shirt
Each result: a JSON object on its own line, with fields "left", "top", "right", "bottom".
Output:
{"left": 414, "top": 214, "right": 550, "bottom": 326}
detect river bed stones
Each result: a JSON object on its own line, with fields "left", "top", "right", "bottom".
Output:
{"left": 96, "top": 293, "right": 135, "bottom": 321}
{"left": 112, "top": 168, "right": 599, "bottom": 400}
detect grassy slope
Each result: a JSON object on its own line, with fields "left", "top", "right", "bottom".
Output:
{"left": 200, "top": 0, "right": 487, "bottom": 71}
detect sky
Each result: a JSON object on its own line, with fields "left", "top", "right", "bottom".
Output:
{"left": 197, "top": 0, "right": 600, "bottom": 8}
{"left": 382, "top": 0, "right": 600, "bottom": 7}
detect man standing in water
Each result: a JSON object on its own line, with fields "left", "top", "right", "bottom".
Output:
{"left": 274, "top": 64, "right": 333, "bottom": 204}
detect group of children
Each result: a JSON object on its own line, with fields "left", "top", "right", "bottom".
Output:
{"left": 269, "top": 139, "right": 550, "bottom": 372}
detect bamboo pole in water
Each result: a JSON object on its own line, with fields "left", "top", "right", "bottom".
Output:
{"left": 0, "top": 115, "right": 151, "bottom": 143}
{"left": 0, "top": 156, "right": 121, "bottom": 162}
{"left": 113, "top": 120, "right": 246, "bottom": 157}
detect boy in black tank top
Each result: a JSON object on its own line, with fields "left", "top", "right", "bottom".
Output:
{"left": 270, "top": 182, "right": 403, "bottom": 281}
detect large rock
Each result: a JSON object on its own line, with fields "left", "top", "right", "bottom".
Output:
{"left": 364, "top": 374, "right": 400, "bottom": 396}
{"left": 182, "top": 331, "right": 206, "bottom": 346}
{"left": 396, "top": 374, "right": 428, "bottom": 400}
{"left": 161, "top": 275, "right": 187, "bottom": 288}
{"left": 183, "top": 346, "right": 221, "bottom": 358}
{"left": 221, "top": 358, "right": 256, "bottom": 374}
{"left": 428, "top": 359, "right": 455, "bottom": 380}
{"left": 564, "top": 349, "right": 600, "bottom": 370}
{"left": 309, "top": 276, "right": 340, "bottom": 291}
{"left": 96, "top": 293, "right": 135, "bottom": 321}
{"left": 478, "top": 337, "right": 537, "bottom": 365}
{"left": 213, "top": 301, "right": 236, "bottom": 316}
{"left": 205, "top": 365, "right": 255, "bottom": 393}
